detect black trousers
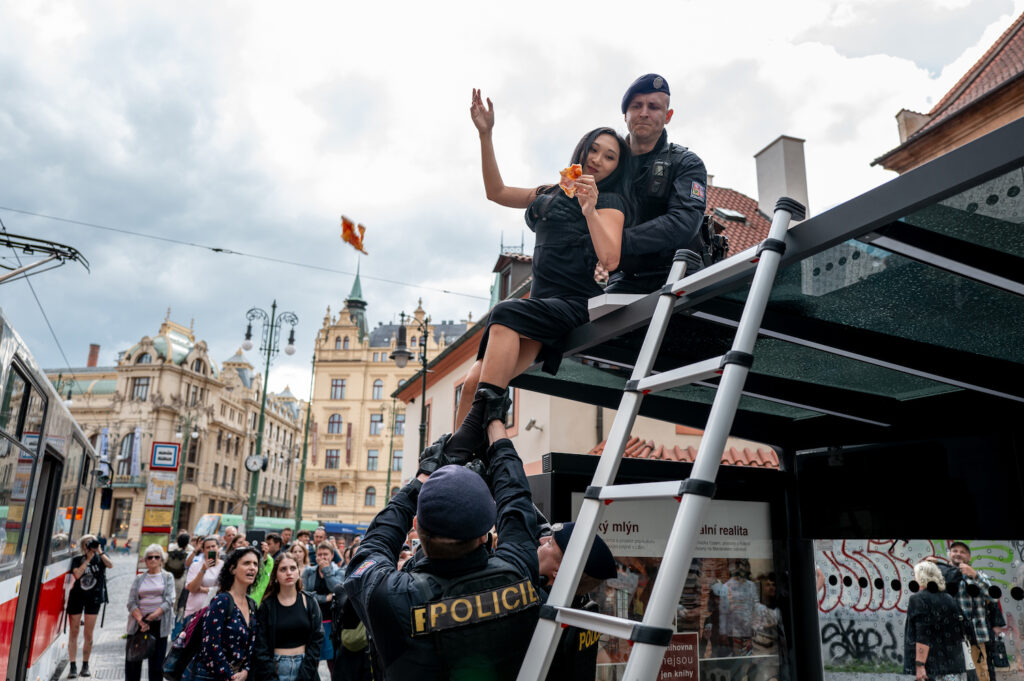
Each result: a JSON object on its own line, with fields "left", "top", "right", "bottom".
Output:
{"left": 125, "top": 621, "right": 167, "bottom": 681}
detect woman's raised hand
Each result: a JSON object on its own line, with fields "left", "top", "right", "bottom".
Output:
{"left": 576, "top": 174, "right": 599, "bottom": 215}
{"left": 470, "top": 88, "right": 494, "bottom": 135}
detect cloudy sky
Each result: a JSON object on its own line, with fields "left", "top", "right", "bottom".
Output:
{"left": 2, "top": 0, "right": 1022, "bottom": 395}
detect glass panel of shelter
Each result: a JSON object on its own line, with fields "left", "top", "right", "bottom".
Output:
{"left": 720, "top": 237, "right": 1024, "bottom": 366}
{"left": 814, "top": 537, "right": 1023, "bottom": 680}
{"left": 902, "top": 163, "right": 1024, "bottom": 257}
{"left": 567, "top": 493, "right": 786, "bottom": 681}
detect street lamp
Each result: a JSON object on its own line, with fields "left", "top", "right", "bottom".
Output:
{"left": 170, "top": 416, "right": 201, "bottom": 534}
{"left": 390, "top": 311, "right": 429, "bottom": 453}
{"left": 241, "top": 301, "right": 298, "bottom": 531}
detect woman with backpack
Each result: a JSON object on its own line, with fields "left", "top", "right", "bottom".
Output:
{"left": 302, "top": 542, "right": 344, "bottom": 675}
{"left": 189, "top": 547, "right": 260, "bottom": 680}
{"left": 252, "top": 554, "right": 323, "bottom": 681}
{"left": 126, "top": 544, "right": 176, "bottom": 681}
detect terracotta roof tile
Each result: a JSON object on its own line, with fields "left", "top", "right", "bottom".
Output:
{"left": 918, "top": 11, "right": 1024, "bottom": 138}
{"left": 705, "top": 186, "right": 773, "bottom": 253}
{"left": 587, "top": 436, "right": 779, "bottom": 469}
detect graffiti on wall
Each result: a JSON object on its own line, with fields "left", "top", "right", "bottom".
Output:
{"left": 816, "top": 539, "right": 1024, "bottom": 676}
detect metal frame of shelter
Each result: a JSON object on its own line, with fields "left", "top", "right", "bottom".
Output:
{"left": 512, "top": 115, "right": 1024, "bottom": 681}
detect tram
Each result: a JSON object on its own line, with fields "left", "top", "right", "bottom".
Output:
{"left": 0, "top": 309, "right": 99, "bottom": 681}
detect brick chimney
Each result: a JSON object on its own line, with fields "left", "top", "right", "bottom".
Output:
{"left": 87, "top": 344, "right": 100, "bottom": 368}
{"left": 754, "top": 135, "right": 809, "bottom": 221}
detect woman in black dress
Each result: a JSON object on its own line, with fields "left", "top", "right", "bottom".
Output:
{"left": 904, "top": 560, "right": 968, "bottom": 681}
{"left": 446, "top": 89, "right": 633, "bottom": 461}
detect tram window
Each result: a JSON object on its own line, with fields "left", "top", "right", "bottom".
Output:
{"left": 0, "top": 368, "right": 28, "bottom": 436}
{"left": 22, "top": 385, "right": 45, "bottom": 448}
{"left": 50, "top": 438, "right": 86, "bottom": 559}
{"left": 0, "top": 437, "right": 35, "bottom": 571}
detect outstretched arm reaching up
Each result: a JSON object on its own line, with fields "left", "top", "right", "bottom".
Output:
{"left": 471, "top": 88, "right": 538, "bottom": 209}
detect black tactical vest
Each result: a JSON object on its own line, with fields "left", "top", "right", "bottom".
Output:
{"left": 394, "top": 556, "right": 541, "bottom": 681}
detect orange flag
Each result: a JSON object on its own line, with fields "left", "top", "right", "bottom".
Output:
{"left": 341, "top": 215, "right": 368, "bottom": 254}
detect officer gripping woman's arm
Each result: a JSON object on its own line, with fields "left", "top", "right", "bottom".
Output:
{"left": 344, "top": 389, "right": 540, "bottom": 681}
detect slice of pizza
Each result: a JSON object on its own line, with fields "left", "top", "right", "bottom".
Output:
{"left": 559, "top": 164, "right": 583, "bottom": 198}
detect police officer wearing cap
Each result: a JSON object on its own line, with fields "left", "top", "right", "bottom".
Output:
{"left": 343, "top": 390, "right": 540, "bottom": 681}
{"left": 605, "top": 73, "right": 710, "bottom": 293}
{"left": 536, "top": 522, "right": 618, "bottom": 681}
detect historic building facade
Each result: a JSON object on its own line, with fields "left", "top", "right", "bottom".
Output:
{"left": 48, "top": 315, "right": 305, "bottom": 544}
{"left": 302, "top": 274, "right": 466, "bottom": 525}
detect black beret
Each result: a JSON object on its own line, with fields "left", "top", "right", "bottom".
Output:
{"left": 552, "top": 522, "right": 617, "bottom": 580}
{"left": 417, "top": 465, "right": 496, "bottom": 541}
{"left": 621, "top": 73, "right": 670, "bottom": 113}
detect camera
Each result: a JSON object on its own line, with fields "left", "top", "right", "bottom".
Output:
{"left": 86, "top": 539, "right": 100, "bottom": 550}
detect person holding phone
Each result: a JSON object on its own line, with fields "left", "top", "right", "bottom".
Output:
{"left": 184, "top": 535, "right": 224, "bottom": 629}
{"left": 67, "top": 533, "right": 113, "bottom": 678}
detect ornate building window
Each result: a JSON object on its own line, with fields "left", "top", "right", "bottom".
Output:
{"left": 136, "top": 353, "right": 152, "bottom": 364}
{"left": 131, "top": 377, "right": 150, "bottom": 401}
{"left": 372, "top": 380, "right": 383, "bottom": 400}
{"left": 191, "top": 359, "right": 206, "bottom": 375}
{"left": 343, "top": 337, "right": 350, "bottom": 349}
{"left": 390, "top": 486, "right": 400, "bottom": 499}
{"left": 392, "top": 450, "right": 403, "bottom": 471}
{"left": 367, "top": 449, "right": 379, "bottom": 471}
{"left": 369, "top": 413, "right": 383, "bottom": 435}
{"left": 394, "top": 413, "right": 405, "bottom": 435}
{"left": 331, "top": 379, "right": 346, "bottom": 400}
{"left": 325, "top": 449, "right": 340, "bottom": 469}
{"left": 322, "top": 485, "right": 337, "bottom": 506}
{"left": 335, "top": 336, "right": 342, "bottom": 350}
{"left": 364, "top": 487, "right": 376, "bottom": 506}
{"left": 328, "top": 414, "right": 343, "bottom": 434}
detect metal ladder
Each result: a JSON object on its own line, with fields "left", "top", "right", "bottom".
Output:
{"left": 516, "top": 197, "right": 806, "bottom": 681}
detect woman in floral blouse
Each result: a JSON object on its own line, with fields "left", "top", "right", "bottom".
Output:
{"left": 190, "top": 547, "right": 260, "bottom": 681}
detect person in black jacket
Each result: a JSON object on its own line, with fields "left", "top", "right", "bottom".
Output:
{"left": 253, "top": 553, "right": 324, "bottom": 681}
{"left": 344, "top": 394, "right": 539, "bottom": 681}
{"left": 606, "top": 73, "right": 709, "bottom": 293}
{"left": 904, "top": 560, "right": 968, "bottom": 681}
{"left": 536, "top": 522, "right": 618, "bottom": 681}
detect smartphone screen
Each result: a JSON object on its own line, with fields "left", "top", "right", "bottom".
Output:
{"left": 207, "top": 550, "right": 217, "bottom": 561}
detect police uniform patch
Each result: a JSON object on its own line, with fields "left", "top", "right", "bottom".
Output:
{"left": 653, "top": 76, "right": 664, "bottom": 90}
{"left": 352, "top": 559, "right": 376, "bottom": 578}
{"left": 690, "top": 181, "right": 706, "bottom": 201}
{"left": 410, "top": 578, "right": 540, "bottom": 637}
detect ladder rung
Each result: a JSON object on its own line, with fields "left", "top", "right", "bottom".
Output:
{"left": 629, "top": 357, "right": 724, "bottom": 394}
{"left": 539, "top": 605, "right": 673, "bottom": 646}
{"left": 584, "top": 479, "right": 716, "bottom": 503}
{"left": 668, "top": 245, "right": 759, "bottom": 297}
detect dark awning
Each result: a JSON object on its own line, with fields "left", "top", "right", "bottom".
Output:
{"left": 511, "top": 116, "right": 1024, "bottom": 454}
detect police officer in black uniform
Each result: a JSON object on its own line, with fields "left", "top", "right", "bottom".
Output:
{"left": 537, "top": 521, "right": 618, "bottom": 681}
{"left": 606, "top": 73, "right": 710, "bottom": 293}
{"left": 343, "top": 389, "right": 540, "bottom": 681}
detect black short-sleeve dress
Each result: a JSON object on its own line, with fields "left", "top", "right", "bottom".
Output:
{"left": 479, "top": 190, "right": 627, "bottom": 375}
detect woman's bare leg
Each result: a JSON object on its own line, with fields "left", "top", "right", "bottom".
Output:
{"left": 68, "top": 615, "right": 81, "bottom": 663}
{"left": 478, "top": 325, "right": 542, "bottom": 388}
{"left": 82, "top": 614, "right": 98, "bottom": 661}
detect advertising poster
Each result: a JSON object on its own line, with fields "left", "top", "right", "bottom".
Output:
{"left": 146, "top": 471, "right": 178, "bottom": 506}
{"left": 570, "top": 495, "right": 783, "bottom": 681}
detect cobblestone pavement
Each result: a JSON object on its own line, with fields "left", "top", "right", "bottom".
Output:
{"left": 63, "top": 554, "right": 330, "bottom": 680}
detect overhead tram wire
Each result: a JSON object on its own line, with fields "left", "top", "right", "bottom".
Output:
{"left": 0, "top": 206, "right": 490, "bottom": 301}
{"left": 0, "top": 217, "right": 75, "bottom": 373}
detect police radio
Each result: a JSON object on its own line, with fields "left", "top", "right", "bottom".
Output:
{"left": 646, "top": 159, "right": 672, "bottom": 199}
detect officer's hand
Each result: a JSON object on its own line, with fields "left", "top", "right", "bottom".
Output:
{"left": 470, "top": 89, "right": 494, "bottom": 135}
{"left": 464, "top": 459, "right": 488, "bottom": 481}
{"left": 576, "top": 175, "right": 599, "bottom": 215}
{"left": 418, "top": 434, "right": 452, "bottom": 476}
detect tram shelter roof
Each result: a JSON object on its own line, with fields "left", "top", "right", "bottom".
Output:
{"left": 511, "top": 116, "right": 1024, "bottom": 456}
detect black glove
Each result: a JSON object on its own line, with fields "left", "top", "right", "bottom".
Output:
{"left": 675, "top": 248, "right": 704, "bottom": 278}
{"left": 478, "top": 387, "right": 512, "bottom": 425}
{"left": 417, "top": 433, "right": 452, "bottom": 476}
{"left": 526, "top": 192, "right": 581, "bottom": 231}
{"left": 464, "top": 458, "right": 488, "bottom": 481}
